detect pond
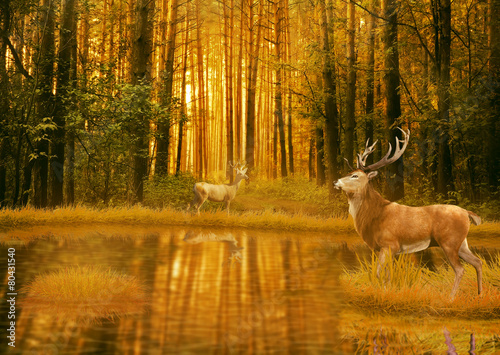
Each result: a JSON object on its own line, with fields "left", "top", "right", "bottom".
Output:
{"left": 1, "top": 226, "right": 499, "bottom": 354}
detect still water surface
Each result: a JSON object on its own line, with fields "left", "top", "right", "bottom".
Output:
{"left": 1, "top": 226, "right": 499, "bottom": 354}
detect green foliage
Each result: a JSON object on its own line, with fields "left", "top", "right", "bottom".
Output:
{"left": 402, "top": 180, "right": 500, "bottom": 221}
{"left": 143, "top": 172, "right": 197, "bottom": 209}
{"left": 243, "top": 175, "right": 328, "bottom": 203}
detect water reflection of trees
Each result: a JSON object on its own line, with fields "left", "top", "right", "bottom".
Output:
{"left": 7, "top": 228, "right": 500, "bottom": 354}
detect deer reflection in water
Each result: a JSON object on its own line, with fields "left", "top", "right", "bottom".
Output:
{"left": 183, "top": 230, "right": 244, "bottom": 266}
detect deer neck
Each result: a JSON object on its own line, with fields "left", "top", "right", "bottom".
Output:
{"left": 229, "top": 176, "right": 244, "bottom": 190}
{"left": 346, "top": 184, "right": 389, "bottom": 232}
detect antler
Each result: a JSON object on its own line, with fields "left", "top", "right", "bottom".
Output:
{"left": 358, "top": 128, "right": 410, "bottom": 172}
{"left": 228, "top": 161, "right": 248, "bottom": 171}
{"left": 356, "top": 138, "right": 378, "bottom": 169}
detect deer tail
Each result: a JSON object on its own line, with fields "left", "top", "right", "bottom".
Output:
{"left": 467, "top": 211, "right": 481, "bottom": 226}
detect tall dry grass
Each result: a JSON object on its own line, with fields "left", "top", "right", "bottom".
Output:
{"left": 341, "top": 253, "right": 500, "bottom": 319}
{"left": 0, "top": 205, "right": 355, "bottom": 236}
{"left": 20, "top": 266, "right": 147, "bottom": 323}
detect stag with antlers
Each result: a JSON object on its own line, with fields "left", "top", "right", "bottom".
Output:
{"left": 335, "top": 128, "right": 482, "bottom": 299}
{"left": 187, "top": 162, "right": 249, "bottom": 215}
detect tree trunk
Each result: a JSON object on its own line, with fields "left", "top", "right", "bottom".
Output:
{"left": 157, "top": 0, "right": 178, "bottom": 175}
{"left": 319, "top": 0, "right": 339, "bottom": 193}
{"left": 436, "top": 0, "right": 453, "bottom": 196}
{"left": 315, "top": 126, "right": 326, "bottom": 186}
{"left": 285, "top": 0, "right": 294, "bottom": 175}
{"left": 235, "top": 0, "right": 244, "bottom": 162}
{"left": 223, "top": 0, "right": 235, "bottom": 181}
{"left": 129, "top": 0, "right": 154, "bottom": 203}
{"left": 176, "top": 1, "right": 190, "bottom": 176}
{"left": 344, "top": 0, "right": 357, "bottom": 172}
{"left": 487, "top": 0, "right": 500, "bottom": 191}
{"left": 382, "top": 0, "right": 404, "bottom": 201}
{"left": 274, "top": 0, "right": 287, "bottom": 177}
{"left": 365, "top": 0, "right": 376, "bottom": 166}
{"left": 34, "top": 0, "right": 56, "bottom": 208}
{"left": 195, "top": 0, "right": 205, "bottom": 178}
{"left": 245, "top": 0, "right": 263, "bottom": 171}
{"left": 51, "top": 0, "right": 76, "bottom": 207}
{"left": 0, "top": 0, "right": 11, "bottom": 207}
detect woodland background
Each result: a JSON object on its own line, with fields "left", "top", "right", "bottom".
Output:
{"left": 0, "top": 0, "right": 499, "bottom": 214}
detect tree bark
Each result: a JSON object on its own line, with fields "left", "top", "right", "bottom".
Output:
{"left": 436, "top": 0, "right": 453, "bottom": 196}
{"left": 33, "top": 0, "right": 56, "bottom": 208}
{"left": 176, "top": 1, "right": 190, "bottom": 176}
{"left": 157, "top": 0, "right": 178, "bottom": 175}
{"left": 245, "top": 0, "right": 263, "bottom": 171}
{"left": 344, "top": 0, "right": 357, "bottom": 172}
{"left": 487, "top": 0, "right": 500, "bottom": 191}
{"left": 223, "top": 0, "right": 235, "bottom": 181}
{"left": 365, "top": 0, "right": 376, "bottom": 166}
{"left": 129, "top": 0, "right": 154, "bottom": 203}
{"left": 0, "top": 0, "right": 11, "bottom": 207}
{"left": 382, "top": 0, "right": 404, "bottom": 201}
{"left": 274, "top": 0, "right": 287, "bottom": 178}
{"left": 319, "top": 0, "right": 339, "bottom": 193}
{"left": 51, "top": 0, "right": 76, "bottom": 207}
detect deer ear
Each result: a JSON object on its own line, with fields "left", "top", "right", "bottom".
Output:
{"left": 367, "top": 171, "right": 378, "bottom": 180}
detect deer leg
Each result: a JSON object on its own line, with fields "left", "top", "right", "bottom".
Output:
{"left": 196, "top": 197, "right": 206, "bottom": 215}
{"left": 443, "top": 247, "right": 465, "bottom": 300}
{"left": 458, "top": 239, "right": 483, "bottom": 295}
{"left": 376, "top": 247, "right": 393, "bottom": 283}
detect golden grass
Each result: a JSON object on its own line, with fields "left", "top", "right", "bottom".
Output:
{"left": 0, "top": 205, "right": 356, "bottom": 236}
{"left": 341, "top": 253, "right": 500, "bottom": 319}
{"left": 20, "top": 266, "right": 147, "bottom": 323}
{"left": 1, "top": 205, "right": 497, "bottom": 239}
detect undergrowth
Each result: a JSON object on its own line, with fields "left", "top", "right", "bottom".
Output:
{"left": 341, "top": 252, "right": 500, "bottom": 319}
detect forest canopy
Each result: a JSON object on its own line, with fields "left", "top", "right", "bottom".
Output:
{"left": 0, "top": 0, "right": 498, "bottom": 210}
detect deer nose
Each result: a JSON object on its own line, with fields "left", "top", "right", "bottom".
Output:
{"left": 334, "top": 180, "right": 341, "bottom": 189}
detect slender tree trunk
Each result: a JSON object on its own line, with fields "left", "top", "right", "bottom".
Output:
{"left": 284, "top": 0, "right": 294, "bottom": 175}
{"left": 487, "top": 0, "right": 500, "bottom": 191}
{"left": 319, "top": 0, "right": 339, "bottom": 193}
{"left": 436, "top": 0, "right": 453, "bottom": 196}
{"left": 51, "top": 0, "right": 76, "bottom": 207}
{"left": 315, "top": 126, "right": 326, "bottom": 186}
{"left": 64, "top": 1, "right": 78, "bottom": 205}
{"left": 344, "top": 0, "right": 357, "bottom": 172}
{"left": 0, "top": 0, "right": 11, "bottom": 207}
{"left": 223, "top": 0, "right": 235, "bottom": 181}
{"left": 195, "top": 0, "right": 205, "bottom": 178}
{"left": 176, "top": 1, "right": 190, "bottom": 175}
{"left": 274, "top": 0, "right": 287, "bottom": 177}
{"left": 157, "top": 0, "right": 178, "bottom": 175}
{"left": 245, "top": 0, "right": 263, "bottom": 171}
{"left": 235, "top": 0, "right": 244, "bottom": 162}
{"left": 365, "top": 0, "right": 376, "bottom": 166}
{"left": 129, "top": 0, "right": 154, "bottom": 203}
{"left": 34, "top": 0, "right": 56, "bottom": 208}
{"left": 382, "top": 0, "right": 404, "bottom": 201}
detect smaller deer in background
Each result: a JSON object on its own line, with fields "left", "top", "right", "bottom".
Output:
{"left": 334, "top": 128, "right": 483, "bottom": 299}
{"left": 187, "top": 163, "right": 249, "bottom": 215}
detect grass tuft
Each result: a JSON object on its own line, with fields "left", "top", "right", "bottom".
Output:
{"left": 20, "top": 265, "right": 147, "bottom": 323}
{"left": 341, "top": 253, "right": 500, "bottom": 319}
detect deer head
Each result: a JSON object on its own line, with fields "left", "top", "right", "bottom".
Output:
{"left": 335, "top": 128, "right": 410, "bottom": 193}
{"left": 229, "top": 161, "right": 249, "bottom": 181}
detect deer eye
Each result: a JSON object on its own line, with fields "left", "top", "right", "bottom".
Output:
{"left": 351, "top": 174, "right": 358, "bottom": 179}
